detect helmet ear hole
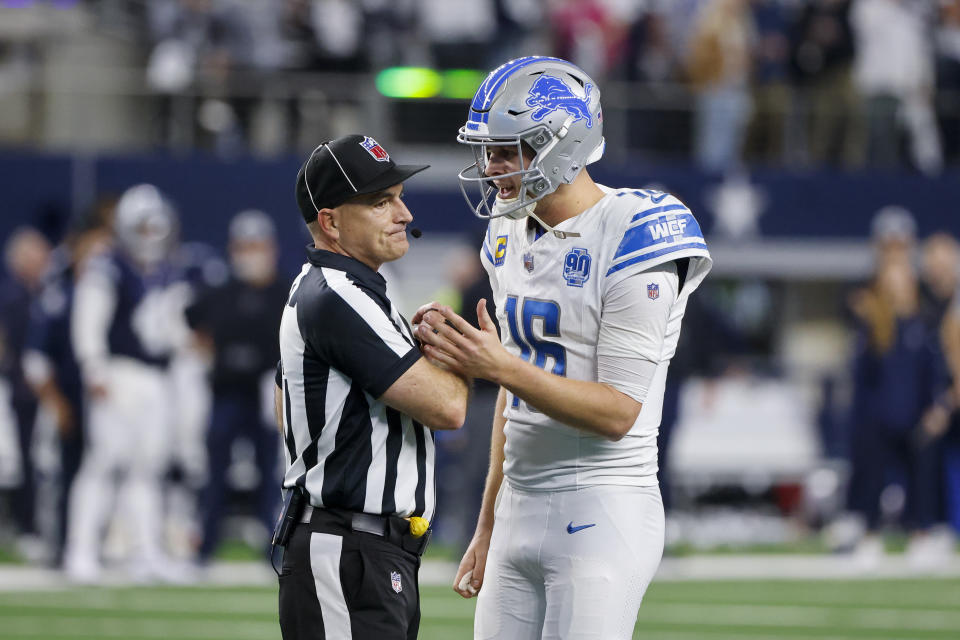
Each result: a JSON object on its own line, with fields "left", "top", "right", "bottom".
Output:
{"left": 520, "top": 141, "right": 537, "bottom": 162}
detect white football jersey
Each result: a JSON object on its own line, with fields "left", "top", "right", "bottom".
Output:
{"left": 481, "top": 186, "right": 712, "bottom": 491}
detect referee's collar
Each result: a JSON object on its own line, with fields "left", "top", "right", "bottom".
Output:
{"left": 306, "top": 244, "right": 387, "bottom": 292}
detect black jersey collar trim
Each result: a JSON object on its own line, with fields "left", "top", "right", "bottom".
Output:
{"left": 306, "top": 245, "right": 387, "bottom": 292}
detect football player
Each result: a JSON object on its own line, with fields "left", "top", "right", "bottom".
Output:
{"left": 414, "top": 56, "right": 713, "bottom": 639}
{"left": 65, "top": 184, "right": 184, "bottom": 583}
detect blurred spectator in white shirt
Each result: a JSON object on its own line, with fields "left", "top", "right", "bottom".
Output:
{"left": 146, "top": 0, "right": 255, "bottom": 154}
{"left": 418, "top": 0, "right": 497, "bottom": 69}
{"left": 851, "top": 0, "right": 942, "bottom": 173}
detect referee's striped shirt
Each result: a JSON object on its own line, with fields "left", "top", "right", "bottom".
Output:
{"left": 278, "top": 246, "right": 435, "bottom": 521}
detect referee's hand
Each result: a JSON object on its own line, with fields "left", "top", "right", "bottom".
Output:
{"left": 417, "top": 300, "right": 505, "bottom": 383}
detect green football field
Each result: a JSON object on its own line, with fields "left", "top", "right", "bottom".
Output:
{"left": 1, "top": 578, "right": 958, "bottom": 639}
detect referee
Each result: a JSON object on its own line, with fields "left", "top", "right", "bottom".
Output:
{"left": 275, "top": 134, "right": 469, "bottom": 640}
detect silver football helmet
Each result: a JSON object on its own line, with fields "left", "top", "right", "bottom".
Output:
{"left": 114, "top": 184, "right": 178, "bottom": 268}
{"left": 458, "top": 56, "right": 605, "bottom": 221}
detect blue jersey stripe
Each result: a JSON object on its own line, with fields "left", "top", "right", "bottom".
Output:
{"left": 605, "top": 242, "right": 709, "bottom": 277}
{"left": 629, "top": 203, "right": 688, "bottom": 223}
{"left": 482, "top": 244, "right": 494, "bottom": 264}
{"left": 613, "top": 212, "right": 703, "bottom": 261}
{"left": 482, "top": 228, "right": 494, "bottom": 264}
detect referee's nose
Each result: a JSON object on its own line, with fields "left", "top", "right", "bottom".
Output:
{"left": 396, "top": 195, "right": 414, "bottom": 225}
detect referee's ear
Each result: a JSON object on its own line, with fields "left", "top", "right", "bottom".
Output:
{"left": 316, "top": 207, "right": 339, "bottom": 241}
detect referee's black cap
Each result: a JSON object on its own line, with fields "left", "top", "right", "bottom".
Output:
{"left": 296, "top": 134, "right": 429, "bottom": 223}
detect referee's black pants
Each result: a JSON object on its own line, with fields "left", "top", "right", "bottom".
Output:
{"left": 278, "top": 510, "right": 422, "bottom": 640}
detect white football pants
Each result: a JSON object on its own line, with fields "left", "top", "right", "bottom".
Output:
{"left": 64, "top": 358, "right": 171, "bottom": 573}
{"left": 168, "top": 349, "right": 211, "bottom": 482}
{"left": 475, "top": 482, "right": 664, "bottom": 640}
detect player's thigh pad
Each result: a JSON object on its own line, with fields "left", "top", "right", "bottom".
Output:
{"left": 540, "top": 484, "right": 665, "bottom": 640}
{"left": 474, "top": 483, "right": 547, "bottom": 640}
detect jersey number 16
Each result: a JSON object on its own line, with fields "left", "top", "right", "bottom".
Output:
{"left": 504, "top": 295, "right": 566, "bottom": 408}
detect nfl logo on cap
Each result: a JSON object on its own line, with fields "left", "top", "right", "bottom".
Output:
{"left": 391, "top": 571, "right": 402, "bottom": 593}
{"left": 647, "top": 283, "right": 659, "bottom": 300}
{"left": 361, "top": 136, "right": 390, "bottom": 162}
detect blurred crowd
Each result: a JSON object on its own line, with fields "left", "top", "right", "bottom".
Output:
{"left": 135, "top": 0, "right": 960, "bottom": 170}
{"left": 3, "top": 0, "right": 960, "bottom": 170}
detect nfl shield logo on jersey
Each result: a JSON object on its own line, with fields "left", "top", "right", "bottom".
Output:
{"left": 360, "top": 136, "right": 390, "bottom": 162}
{"left": 391, "top": 571, "right": 402, "bottom": 593}
{"left": 562, "top": 247, "right": 591, "bottom": 287}
{"left": 523, "top": 251, "right": 535, "bottom": 273}
{"left": 647, "top": 283, "right": 660, "bottom": 300}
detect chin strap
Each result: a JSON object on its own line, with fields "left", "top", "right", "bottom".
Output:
{"left": 494, "top": 196, "right": 581, "bottom": 239}
{"left": 528, "top": 209, "right": 580, "bottom": 239}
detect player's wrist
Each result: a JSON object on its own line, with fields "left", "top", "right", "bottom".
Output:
{"left": 491, "top": 352, "right": 529, "bottom": 388}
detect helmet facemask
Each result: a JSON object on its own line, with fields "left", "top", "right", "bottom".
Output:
{"left": 457, "top": 124, "right": 560, "bottom": 221}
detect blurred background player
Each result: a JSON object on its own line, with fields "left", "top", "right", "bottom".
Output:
{"left": 0, "top": 227, "right": 52, "bottom": 552}
{"left": 64, "top": 184, "right": 185, "bottom": 583}
{"left": 838, "top": 206, "right": 955, "bottom": 566}
{"left": 163, "top": 213, "right": 229, "bottom": 561}
{"left": 0, "top": 325, "right": 23, "bottom": 499}
{"left": 185, "top": 209, "right": 286, "bottom": 564}
{"left": 21, "top": 197, "right": 115, "bottom": 567}
{"left": 845, "top": 255, "right": 946, "bottom": 564}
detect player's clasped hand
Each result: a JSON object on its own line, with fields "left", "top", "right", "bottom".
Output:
{"left": 415, "top": 299, "right": 505, "bottom": 382}
{"left": 411, "top": 301, "right": 444, "bottom": 327}
{"left": 452, "top": 529, "right": 491, "bottom": 599}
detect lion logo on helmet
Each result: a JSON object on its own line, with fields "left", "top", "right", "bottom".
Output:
{"left": 525, "top": 75, "right": 594, "bottom": 128}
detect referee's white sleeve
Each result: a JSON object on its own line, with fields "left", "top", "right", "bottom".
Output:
{"left": 597, "top": 262, "right": 678, "bottom": 403}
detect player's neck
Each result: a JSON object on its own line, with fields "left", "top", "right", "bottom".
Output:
{"left": 532, "top": 171, "right": 605, "bottom": 227}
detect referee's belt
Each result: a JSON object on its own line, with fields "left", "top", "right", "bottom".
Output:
{"left": 300, "top": 505, "right": 431, "bottom": 557}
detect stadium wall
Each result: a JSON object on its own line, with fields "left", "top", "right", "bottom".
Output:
{"left": 2, "top": 150, "right": 958, "bottom": 265}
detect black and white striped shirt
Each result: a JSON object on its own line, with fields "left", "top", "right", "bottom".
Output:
{"left": 278, "top": 246, "right": 435, "bottom": 521}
